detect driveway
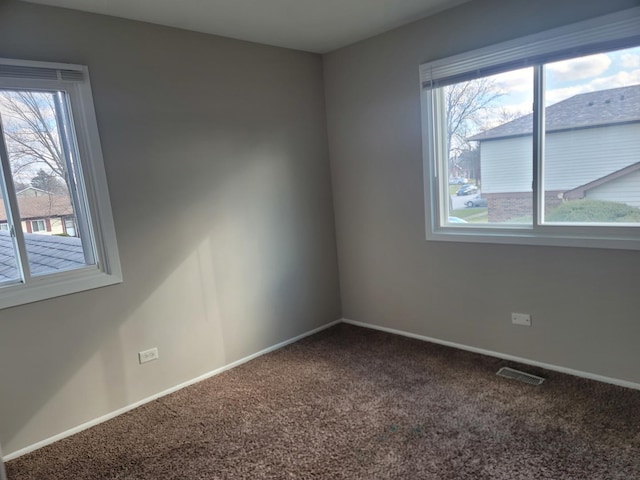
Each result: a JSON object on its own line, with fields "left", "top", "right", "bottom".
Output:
{"left": 449, "top": 192, "right": 480, "bottom": 210}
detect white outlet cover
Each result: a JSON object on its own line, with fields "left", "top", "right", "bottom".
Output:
{"left": 138, "top": 347, "right": 159, "bottom": 364}
{"left": 512, "top": 312, "right": 531, "bottom": 326}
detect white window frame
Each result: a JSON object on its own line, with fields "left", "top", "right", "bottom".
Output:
{"left": 0, "top": 57, "right": 122, "bottom": 308}
{"left": 420, "top": 7, "right": 640, "bottom": 250}
{"left": 30, "top": 219, "right": 47, "bottom": 233}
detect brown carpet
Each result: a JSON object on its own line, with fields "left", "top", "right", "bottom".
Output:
{"left": 6, "top": 324, "right": 640, "bottom": 479}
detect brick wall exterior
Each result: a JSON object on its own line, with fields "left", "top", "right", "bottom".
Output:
{"left": 486, "top": 191, "right": 564, "bottom": 222}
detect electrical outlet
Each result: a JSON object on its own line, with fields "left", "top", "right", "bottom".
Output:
{"left": 512, "top": 312, "right": 531, "bottom": 326}
{"left": 138, "top": 347, "right": 159, "bottom": 364}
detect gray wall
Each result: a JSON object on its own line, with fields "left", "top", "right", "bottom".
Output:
{"left": 2, "top": 0, "right": 640, "bottom": 461}
{"left": 324, "top": 0, "right": 640, "bottom": 384}
{"left": 0, "top": 0, "right": 341, "bottom": 455}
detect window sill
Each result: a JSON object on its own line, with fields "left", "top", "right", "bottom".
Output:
{"left": 0, "top": 268, "right": 122, "bottom": 310}
{"left": 427, "top": 224, "right": 640, "bottom": 251}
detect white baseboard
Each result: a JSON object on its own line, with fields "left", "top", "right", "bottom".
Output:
{"left": 342, "top": 318, "right": 640, "bottom": 391}
{"left": 7, "top": 316, "right": 638, "bottom": 462}
{"left": 3, "top": 319, "right": 341, "bottom": 462}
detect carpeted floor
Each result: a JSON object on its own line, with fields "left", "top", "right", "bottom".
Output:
{"left": 6, "top": 324, "right": 640, "bottom": 479}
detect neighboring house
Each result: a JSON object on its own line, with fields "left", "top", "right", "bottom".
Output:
{"left": 15, "top": 186, "right": 56, "bottom": 198}
{"left": 0, "top": 231, "right": 85, "bottom": 282}
{"left": 470, "top": 84, "right": 640, "bottom": 221}
{"left": 0, "top": 190, "right": 78, "bottom": 236}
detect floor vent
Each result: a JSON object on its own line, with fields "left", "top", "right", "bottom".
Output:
{"left": 497, "top": 367, "right": 545, "bottom": 386}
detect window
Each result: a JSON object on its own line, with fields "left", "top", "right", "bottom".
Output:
{"left": 30, "top": 219, "right": 47, "bottom": 233}
{"left": 0, "top": 58, "right": 121, "bottom": 308}
{"left": 64, "top": 217, "right": 77, "bottom": 237}
{"left": 421, "top": 7, "right": 640, "bottom": 249}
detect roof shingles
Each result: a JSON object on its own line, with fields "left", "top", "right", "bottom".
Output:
{"left": 471, "top": 84, "right": 640, "bottom": 141}
{"left": 0, "top": 231, "right": 86, "bottom": 282}
{"left": 0, "top": 195, "right": 73, "bottom": 222}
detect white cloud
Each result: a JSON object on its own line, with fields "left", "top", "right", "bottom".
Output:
{"left": 545, "top": 85, "right": 591, "bottom": 105}
{"left": 499, "top": 101, "right": 532, "bottom": 115}
{"left": 620, "top": 53, "right": 640, "bottom": 69}
{"left": 479, "top": 101, "right": 533, "bottom": 129}
{"left": 491, "top": 67, "right": 533, "bottom": 93}
{"left": 547, "top": 53, "right": 611, "bottom": 82}
{"left": 590, "top": 69, "right": 640, "bottom": 89}
{"left": 545, "top": 69, "right": 640, "bottom": 105}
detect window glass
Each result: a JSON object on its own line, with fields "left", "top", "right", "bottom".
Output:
{"left": 64, "top": 217, "right": 77, "bottom": 237}
{"left": 543, "top": 46, "right": 640, "bottom": 225}
{"left": 421, "top": 7, "right": 640, "bottom": 249}
{"left": 0, "top": 201, "right": 19, "bottom": 284}
{"left": 31, "top": 219, "right": 46, "bottom": 232}
{"left": 0, "top": 89, "right": 94, "bottom": 277}
{"left": 441, "top": 68, "right": 533, "bottom": 225}
{"left": 0, "top": 57, "right": 121, "bottom": 309}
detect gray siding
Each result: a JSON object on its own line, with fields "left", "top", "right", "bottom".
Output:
{"left": 481, "top": 123, "right": 640, "bottom": 193}
{"left": 587, "top": 168, "right": 640, "bottom": 207}
{"left": 480, "top": 136, "right": 532, "bottom": 194}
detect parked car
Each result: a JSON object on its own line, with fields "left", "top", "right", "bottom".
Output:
{"left": 456, "top": 184, "right": 478, "bottom": 196}
{"left": 449, "top": 177, "right": 468, "bottom": 185}
{"left": 465, "top": 197, "right": 487, "bottom": 207}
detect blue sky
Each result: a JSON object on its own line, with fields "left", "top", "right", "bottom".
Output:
{"left": 484, "top": 45, "right": 640, "bottom": 126}
{"left": 546, "top": 45, "right": 640, "bottom": 103}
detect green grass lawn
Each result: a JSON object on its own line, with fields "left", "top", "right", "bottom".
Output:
{"left": 503, "top": 200, "right": 640, "bottom": 224}
{"left": 450, "top": 200, "right": 640, "bottom": 225}
{"left": 451, "top": 200, "right": 640, "bottom": 225}
{"left": 451, "top": 207, "right": 488, "bottom": 222}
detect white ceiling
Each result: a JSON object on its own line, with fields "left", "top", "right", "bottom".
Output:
{"left": 22, "top": 0, "right": 470, "bottom": 53}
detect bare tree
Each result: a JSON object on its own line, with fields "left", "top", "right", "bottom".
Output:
{"left": 496, "top": 106, "right": 530, "bottom": 124}
{"left": 445, "top": 77, "right": 503, "bottom": 160}
{"left": 0, "top": 91, "right": 69, "bottom": 192}
{"left": 444, "top": 78, "right": 504, "bottom": 182}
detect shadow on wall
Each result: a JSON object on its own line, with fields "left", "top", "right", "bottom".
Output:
{"left": 0, "top": 0, "right": 339, "bottom": 456}
{"left": 0, "top": 135, "right": 338, "bottom": 455}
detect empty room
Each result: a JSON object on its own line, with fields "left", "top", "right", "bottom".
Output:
{"left": 1, "top": 0, "right": 639, "bottom": 478}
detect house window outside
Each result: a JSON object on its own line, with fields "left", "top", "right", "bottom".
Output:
{"left": 30, "top": 219, "right": 46, "bottom": 233}
{"left": 0, "top": 57, "right": 122, "bottom": 308}
{"left": 0, "top": 223, "right": 7, "bottom": 231}
{"left": 64, "top": 217, "right": 77, "bottom": 237}
{"left": 420, "top": 8, "right": 640, "bottom": 249}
